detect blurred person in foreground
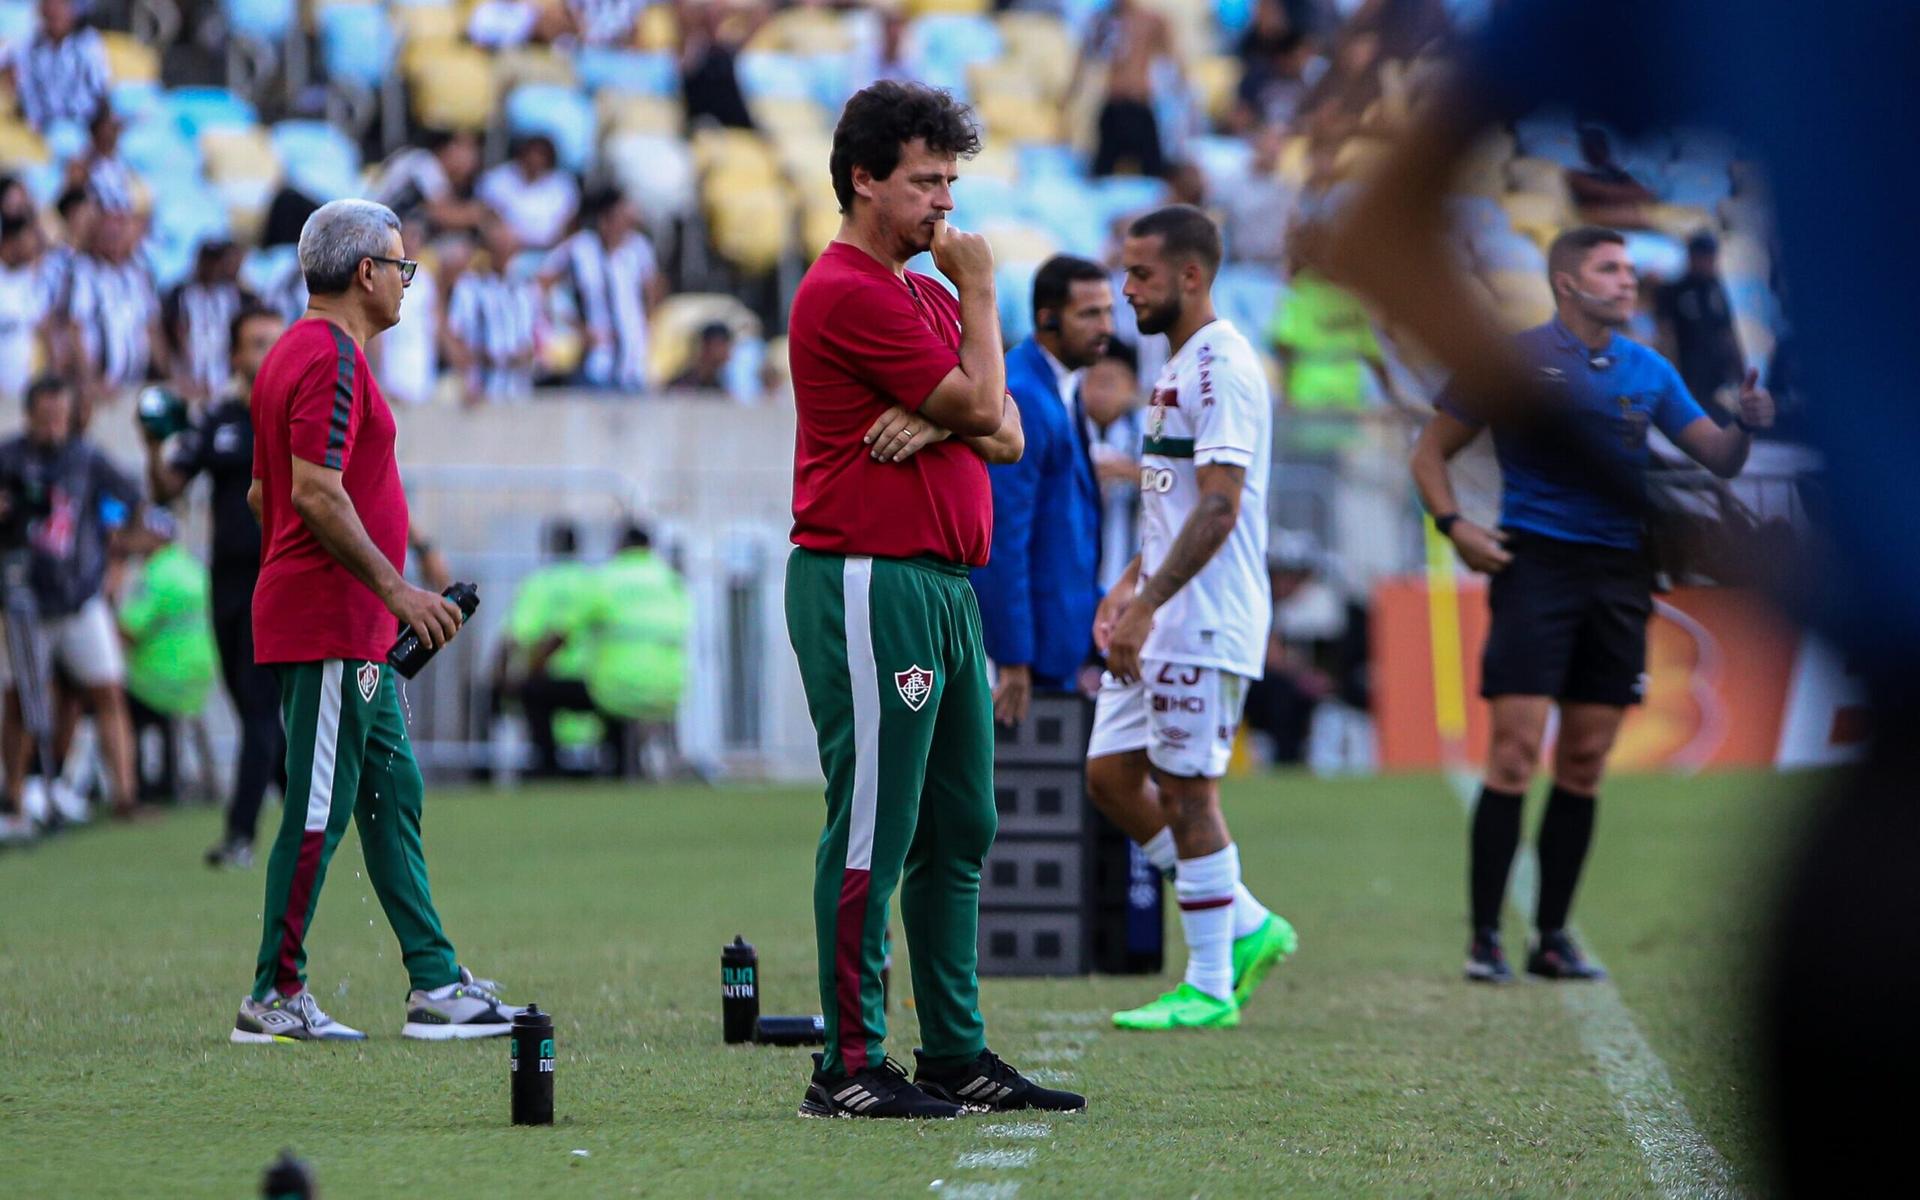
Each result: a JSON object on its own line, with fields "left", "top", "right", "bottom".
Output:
{"left": 230, "top": 198, "right": 518, "bottom": 1045}
{"left": 1317, "top": 3, "right": 1913, "bottom": 1189}
{"left": 783, "top": 80, "right": 1076, "bottom": 1119}
{"left": 115, "top": 507, "right": 214, "bottom": 806}
{"left": 0, "top": 375, "right": 142, "bottom": 829}
{"left": 1412, "top": 226, "right": 1773, "bottom": 985}
{"left": 1086, "top": 206, "right": 1294, "bottom": 1033}
{"left": 576, "top": 522, "right": 690, "bottom": 778}
{"left": 970, "top": 255, "right": 1112, "bottom": 726}
{"left": 145, "top": 304, "right": 289, "bottom": 869}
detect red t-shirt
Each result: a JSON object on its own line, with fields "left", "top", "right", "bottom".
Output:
{"left": 251, "top": 318, "right": 409, "bottom": 664}
{"left": 787, "top": 242, "right": 994, "bottom": 566}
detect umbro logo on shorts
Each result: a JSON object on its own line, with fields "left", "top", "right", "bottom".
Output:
{"left": 895, "top": 666, "right": 934, "bottom": 712}
{"left": 357, "top": 662, "right": 380, "bottom": 703}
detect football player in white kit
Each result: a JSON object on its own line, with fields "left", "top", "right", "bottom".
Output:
{"left": 1088, "top": 206, "right": 1297, "bottom": 1030}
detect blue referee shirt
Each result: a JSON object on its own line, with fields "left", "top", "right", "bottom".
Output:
{"left": 1438, "top": 319, "right": 1706, "bottom": 551}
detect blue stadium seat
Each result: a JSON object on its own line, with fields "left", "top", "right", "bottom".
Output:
{"left": 1622, "top": 230, "right": 1685, "bottom": 281}
{"left": 110, "top": 80, "right": 163, "bottom": 120}
{"left": 736, "top": 52, "right": 814, "bottom": 101}
{"left": 1016, "top": 143, "right": 1082, "bottom": 184}
{"left": 240, "top": 244, "right": 299, "bottom": 296}
{"left": 996, "top": 260, "right": 1038, "bottom": 344}
{"left": 223, "top": 0, "right": 294, "bottom": 44}
{"left": 505, "top": 84, "right": 597, "bottom": 174}
{"left": 805, "top": 52, "right": 857, "bottom": 112}
{"left": 21, "top": 162, "right": 63, "bottom": 206}
{"left": 575, "top": 48, "right": 677, "bottom": 97}
{"left": 1020, "top": 176, "right": 1104, "bottom": 258}
{"left": 1662, "top": 161, "right": 1732, "bottom": 209}
{"left": 951, "top": 175, "right": 1023, "bottom": 226}
{"left": 122, "top": 115, "right": 203, "bottom": 180}
{"left": 318, "top": 4, "right": 396, "bottom": 91}
{"left": 0, "top": 0, "right": 34, "bottom": 47}
{"left": 1187, "top": 135, "right": 1254, "bottom": 188}
{"left": 1214, "top": 0, "right": 1257, "bottom": 41}
{"left": 41, "top": 119, "right": 85, "bottom": 164}
{"left": 904, "top": 252, "right": 957, "bottom": 297}
{"left": 904, "top": 15, "right": 1000, "bottom": 99}
{"left": 165, "top": 87, "right": 258, "bottom": 138}
{"left": 272, "top": 120, "right": 363, "bottom": 201}
{"left": 1214, "top": 265, "right": 1284, "bottom": 341}
{"left": 1091, "top": 175, "right": 1169, "bottom": 226}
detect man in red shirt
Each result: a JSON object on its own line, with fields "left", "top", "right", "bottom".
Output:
{"left": 785, "top": 81, "right": 1083, "bottom": 1119}
{"left": 230, "top": 199, "right": 518, "bottom": 1045}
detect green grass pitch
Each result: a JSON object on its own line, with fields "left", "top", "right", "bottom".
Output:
{"left": 0, "top": 771, "right": 1814, "bottom": 1197}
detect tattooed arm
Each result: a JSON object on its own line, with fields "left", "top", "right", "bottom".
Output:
{"left": 1104, "top": 463, "right": 1244, "bottom": 683}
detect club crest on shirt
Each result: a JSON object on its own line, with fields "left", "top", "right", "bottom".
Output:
{"left": 894, "top": 666, "right": 934, "bottom": 712}
{"left": 357, "top": 662, "right": 380, "bottom": 703}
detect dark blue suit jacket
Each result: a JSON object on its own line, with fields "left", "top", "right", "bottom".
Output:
{"left": 971, "top": 338, "right": 1103, "bottom": 687}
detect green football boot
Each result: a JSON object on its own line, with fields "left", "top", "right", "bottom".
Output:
{"left": 1231, "top": 913, "right": 1299, "bottom": 1007}
{"left": 1112, "top": 982, "right": 1240, "bottom": 1031}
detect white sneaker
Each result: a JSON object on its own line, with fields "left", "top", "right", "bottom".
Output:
{"left": 49, "top": 780, "right": 88, "bottom": 825}
{"left": 20, "top": 779, "right": 49, "bottom": 827}
{"left": 401, "top": 966, "right": 519, "bottom": 1040}
{"left": 231, "top": 989, "right": 369, "bottom": 1044}
{"left": 0, "top": 812, "right": 36, "bottom": 845}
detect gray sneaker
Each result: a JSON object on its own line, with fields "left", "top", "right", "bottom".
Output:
{"left": 231, "top": 989, "right": 368, "bottom": 1044}
{"left": 401, "top": 966, "right": 518, "bottom": 1040}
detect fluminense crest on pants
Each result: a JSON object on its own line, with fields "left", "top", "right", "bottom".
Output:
{"left": 894, "top": 666, "right": 934, "bottom": 712}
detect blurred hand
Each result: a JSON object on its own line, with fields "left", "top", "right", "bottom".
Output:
{"left": 1738, "top": 368, "right": 1774, "bottom": 431}
{"left": 1105, "top": 599, "right": 1154, "bottom": 685}
{"left": 1096, "top": 456, "right": 1140, "bottom": 487}
{"left": 931, "top": 220, "right": 994, "bottom": 292}
{"left": 1092, "top": 575, "right": 1136, "bottom": 654}
{"left": 865, "top": 405, "right": 949, "bottom": 463}
{"left": 993, "top": 663, "right": 1032, "bottom": 726}
{"left": 1449, "top": 521, "right": 1513, "bottom": 575}
{"left": 386, "top": 583, "right": 464, "bottom": 650}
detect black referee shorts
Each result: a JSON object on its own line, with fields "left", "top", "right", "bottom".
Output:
{"left": 1480, "top": 529, "right": 1655, "bottom": 707}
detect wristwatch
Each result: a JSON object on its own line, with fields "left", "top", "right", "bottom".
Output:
{"left": 1433, "top": 513, "right": 1461, "bottom": 537}
{"left": 1735, "top": 415, "right": 1764, "bottom": 435}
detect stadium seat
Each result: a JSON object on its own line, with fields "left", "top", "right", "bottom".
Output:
{"left": 271, "top": 120, "right": 362, "bottom": 201}
{"left": 119, "top": 116, "right": 200, "bottom": 179}
{"left": 1187, "top": 135, "right": 1254, "bottom": 188}
{"left": 201, "top": 127, "right": 281, "bottom": 185}
{"left": 1092, "top": 175, "right": 1169, "bottom": 226}
{"left": 1276, "top": 135, "right": 1310, "bottom": 186}
{"left": 973, "top": 92, "right": 1060, "bottom": 145}
{"left": 505, "top": 84, "right": 596, "bottom": 174}
{"left": 736, "top": 52, "right": 815, "bottom": 101}
{"left": 994, "top": 13, "right": 1075, "bottom": 99}
{"left": 801, "top": 195, "right": 840, "bottom": 258}
{"left": 0, "top": 120, "right": 48, "bottom": 166}
{"left": 1020, "top": 176, "right": 1105, "bottom": 258}
{"left": 575, "top": 49, "right": 677, "bottom": 97}
{"left": 1505, "top": 155, "right": 1570, "bottom": 199}
{"left": 636, "top": 0, "right": 678, "bottom": 51}
{"left": 1641, "top": 203, "right": 1715, "bottom": 242}
{"left": 648, "top": 293, "right": 763, "bottom": 386}
{"left": 1485, "top": 268, "right": 1555, "bottom": 329}
{"left": 223, "top": 0, "right": 295, "bottom": 44}
{"left": 1661, "top": 161, "right": 1732, "bottom": 209}
{"left": 602, "top": 131, "right": 697, "bottom": 223}
{"left": 904, "top": 14, "right": 1001, "bottom": 98}
{"left": 749, "top": 96, "right": 828, "bottom": 141}
{"left": 949, "top": 175, "right": 1023, "bottom": 226}
{"left": 598, "top": 92, "right": 683, "bottom": 138}
{"left": 690, "top": 128, "right": 780, "bottom": 184}
{"left": 996, "top": 260, "right": 1038, "bottom": 343}
{"left": 1188, "top": 55, "right": 1243, "bottom": 128}
{"left": 393, "top": 3, "right": 460, "bottom": 50}
{"left": 100, "top": 31, "right": 160, "bottom": 83}
{"left": 979, "top": 219, "right": 1059, "bottom": 268}
{"left": 1214, "top": 265, "right": 1284, "bottom": 341}
{"left": 1622, "top": 230, "right": 1685, "bottom": 281}
{"left": 110, "top": 80, "right": 164, "bottom": 120}
{"left": 317, "top": 4, "right": 396, "bottom": 91}
{"left": 41, "top": 119, "right": 85, "bottom": 164}
{"left": 0, "top": 0, "right": 33, "bottom": 47}
{"left": 492, "top": 47, "right": 578, "bottom": 91}
{"left": 748, "top": 6, "right": 854, "bottom": 55}
{"left": 165, "top": 88, "right": 259, "bottom": 138}
{"left": 1499, "top": 191, "right": 1568, "bottom": 245}
{"left": 410, "top": 47, "right": 495, "bottom": 130}
{"left": 1015, "top": 142, "right": 1083, "bottom": 184}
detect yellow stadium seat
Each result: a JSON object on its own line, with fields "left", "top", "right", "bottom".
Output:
{"left": 100, "top": 32, "right": 159, "bottom": 84}
{"left": 964, "top": 142, "right": 1019, "bottom": 185}
{"left": 750, "top": 96, "right": 829, "bottom": 140}
{"left": 980, "top": 219, "right": 1058, "bottom": 266}
{"left": 748, "top": 7, "right": 853, "bottom": 55}
{"left": 493, "top": 47, "right": 577, "bottom": 91}
{"left": 973, "top": 92, "right": 1060, "bottom": 144}
{"left": 1276, "top": 135, "right": 1309, "bottom": 186}
{"left": 1500, "top": 191, "right": 1568, "bottom": 244}
{"left": 1188, "top": 56, "right": 1242, "bottom": 128}
{"left": 0, "top": 120, "right": 49, "bottom": 166}
{"left": 649, "top": 293, "right": 763, "bottom": 386}
{"left": 968, "top": 61, "right": 1045, "bottom": 103}
{"left": 201, "top": 128, "right": 281, "bottom": 184}
{"left": 776, "top": 134, "right": 835, "bottom": 193}
{"left": 636, "top": 1, "right": 678, "bottom": 51}
{"left": 1505, "top": 155, "right": 1570, "bottom": 199}
{"left": 690, "top": 127, "right": 780, "bottom": 181}
{"left": 709, "top": 188, "right": 794, "bottom": 275}
{"left": 1642, "top": 203, "right": 1715, "bottom": 241}
{"left": 802, "top": 196, "right": 841, "bottom": 258}
{"left": 598, "top": 92, "right": 683, "bottom": 137}
{"left": 904, "top": 0, "right": 990, "bottom": 15}
{"left": 396, "top": 5, "right": 461, "bottom": 48}
{"left": 1484, "top": 268, "right": 1555, "bottom": 331}
{"left": 403, "top": 36, "right": 461, "bottom": 82}
{"left": 411, "top": 48, "right": 497, "bottom": 131}
{"left": 996, "top": 13, "right": 1075, "bottom": 99}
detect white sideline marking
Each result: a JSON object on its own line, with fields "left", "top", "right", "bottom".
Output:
{"left": 1448, "top": 773, "right": 1743, "bottom": 1199}
{"left": 1035, "top": 1010, "right": 1105, "bottom": 1026}
{"left": 956, "top": 1150, "right": 1037, "bottom": 1170}
{"left": 1026, "top": 1068, "right": 1074, "bottom": 1084}
{"left": 1022, "top": 1047, "right": 1082, "bottom": 1063}
{"left": 930, "top": 1184, "right": 1021, "bottom": 1199}
{"left": 982, "top": 1122, "right": 1050, "bottom": 1139}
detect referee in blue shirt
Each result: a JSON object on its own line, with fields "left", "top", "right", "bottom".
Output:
{"left": 1411, "top": 226, "right": 1773, "bottom": 984}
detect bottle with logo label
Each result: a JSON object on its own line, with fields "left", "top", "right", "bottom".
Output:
{"left": 722, "top": 935, "right": 759, "bottom": 1044}
{"left": 389, "top": 582, "right": 480, "bottom": 679}
{"left": 754, "top": 1014, "right": 827, "bottom": 1046}
{"left": 510, "top": 1004, "right": 555, "bottom": 1125}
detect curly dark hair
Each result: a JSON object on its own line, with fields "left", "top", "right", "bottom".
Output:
{"left": 829, "top": 81, "right": 982, "bottom": 214}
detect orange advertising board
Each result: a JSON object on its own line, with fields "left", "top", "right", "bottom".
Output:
{"left": 1372, "top": 577, "right": 1868, "bottom": 770}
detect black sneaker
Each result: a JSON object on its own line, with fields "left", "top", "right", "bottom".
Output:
{"left": 797, "top": 1053, "right": 964, "bottom": 1119}
{"left": 914, "top": 1048, "right": 1088, "bottom": 1114}
{"left": 1526, "top": 930, "right": 1608, "bottom": 981}
{"left": 1464, "top": 927, "right": 1515, "bottom": 984}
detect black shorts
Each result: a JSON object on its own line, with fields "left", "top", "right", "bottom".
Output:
{"left": 1480, "top": 529, "right": 1654, "bottom": 707}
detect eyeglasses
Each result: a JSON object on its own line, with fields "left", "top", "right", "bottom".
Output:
{"left": 368, "top": 256, "right": 418, "bottom": 284}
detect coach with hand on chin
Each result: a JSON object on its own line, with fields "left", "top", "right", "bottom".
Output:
{"left": 971, "top": 255, "right": 1114, "bottom": 726}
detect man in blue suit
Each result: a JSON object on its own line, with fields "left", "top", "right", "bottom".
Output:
{"left": 972, "top": 256, "right": 1114, "bottom": 723}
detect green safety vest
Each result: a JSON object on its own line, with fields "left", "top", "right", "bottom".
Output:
{"left": 580, "top": 549, "right": 690, "bottom": 720}
{"left": 119, "top": 544, "right": 216, "bottom": 717}
{"left": 1268, "top": 271, "right": 1383, "bottom": 453}
{"left": 508, "top": 561, "right": 595, "bottom": 681}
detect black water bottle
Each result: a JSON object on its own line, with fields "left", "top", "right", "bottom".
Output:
{"left": 260, "top": 1150, "right": 315, "bottom": 1199}
{"left": 754, "top": 1014, "right": 827, "bottom": 1046}
{"left": 722, "top": 936, "right": 759, "bottom": 1044}
{"left": 510, "top": 1005, "right": 554, "bottom": 1126}
{"left": 389, "top": 582, "right": 479, "bottom": 679}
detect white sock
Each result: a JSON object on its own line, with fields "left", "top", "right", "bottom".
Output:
{"left": 1140, "top": 828, "right": 1178, "bottom": 876}
{"left": 1175, "top": 845, "right": 1239, "bottom": 1000}
{"left": 1230, "top": 878, "right": 1271, "bottom": 940}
